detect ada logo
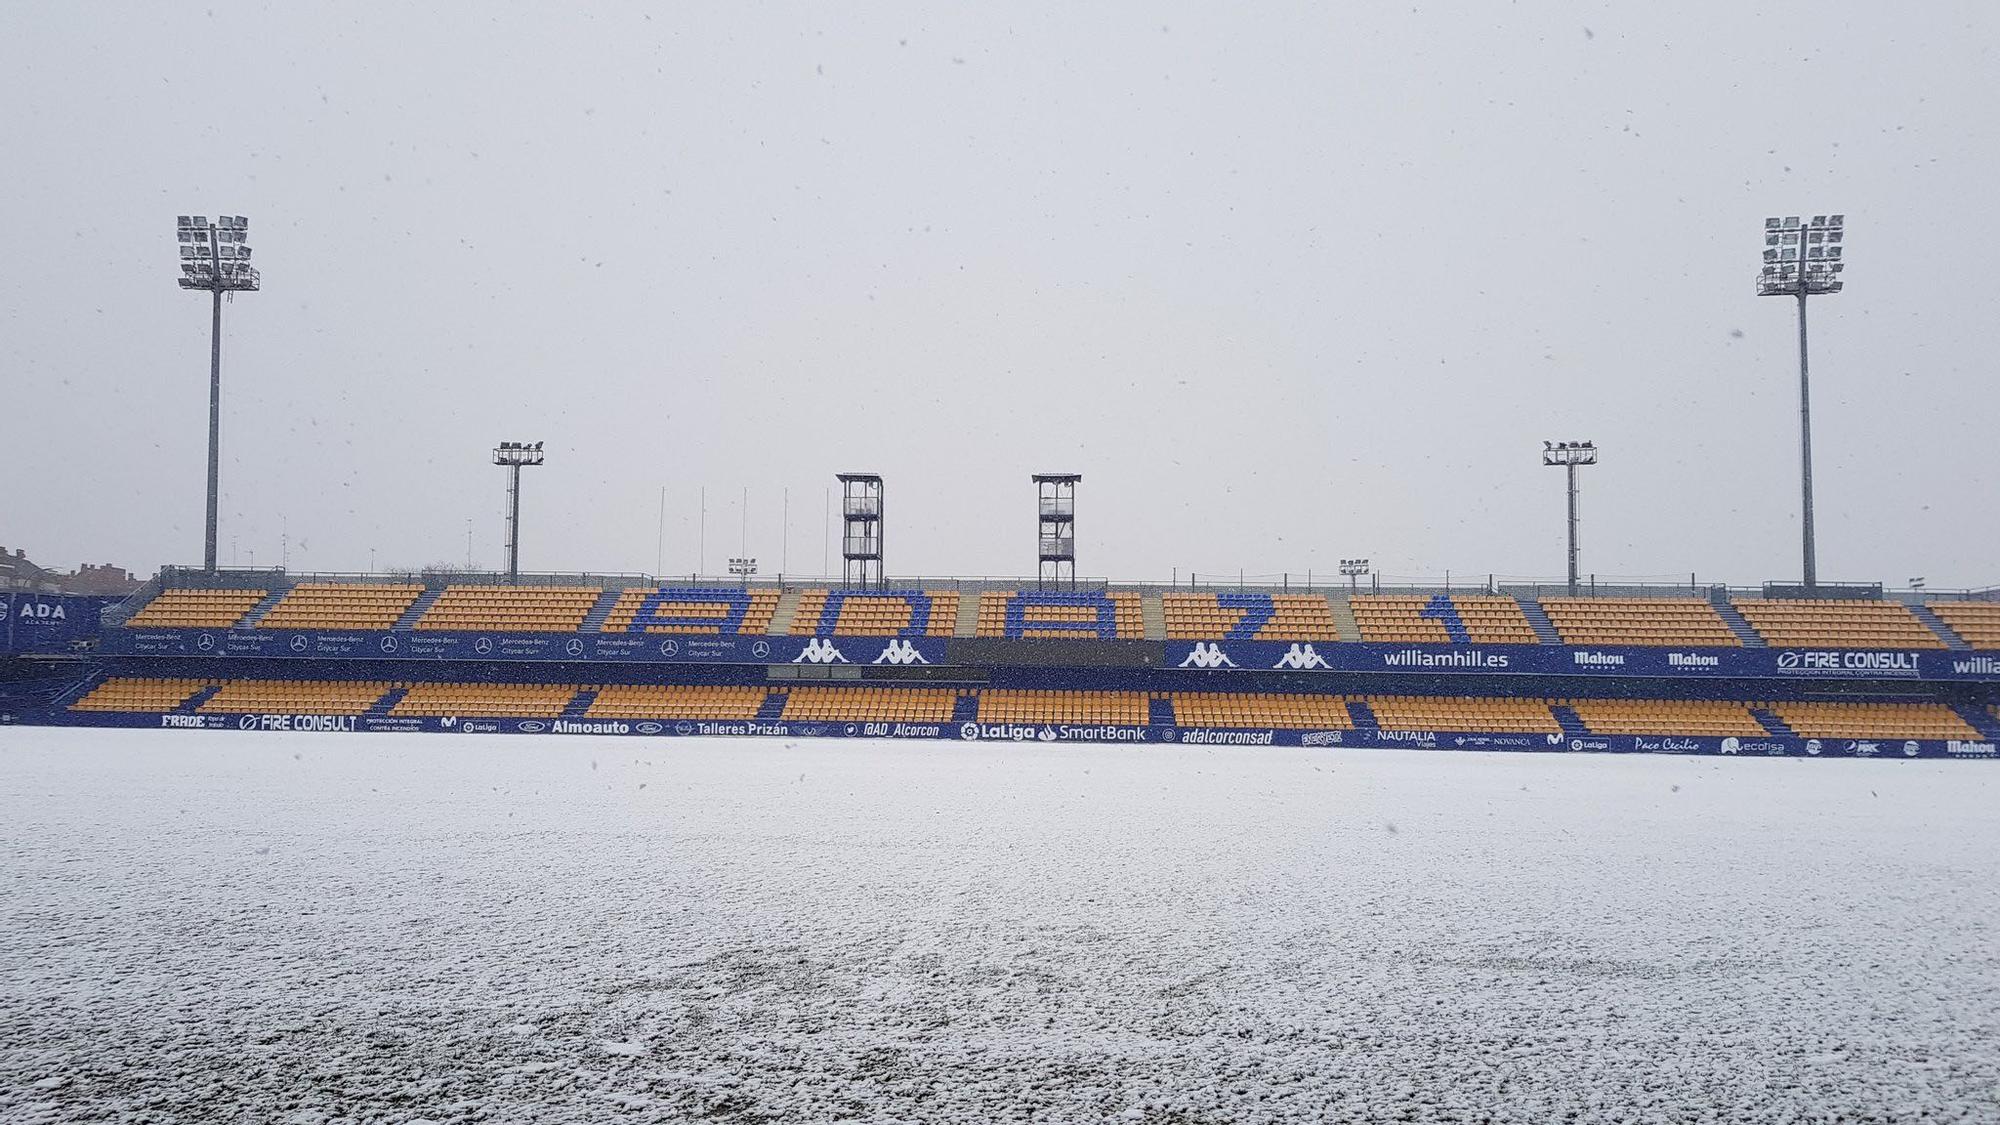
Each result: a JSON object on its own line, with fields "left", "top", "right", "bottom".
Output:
{"left": 1805, "top": 739, "right": 1823, "bottom": 755}
{"left": 1903, "top": 741, "right": 1920, "bottom": 757}
{"left": 1178, "top": 643, "right": 1236, "bottom": 669}
{"left": 1272, "top": 643, "right": 1330, "bottom": 670}
{"left": 793, "top": 638, "right": 849, "bottom": 664}
{"left": 959, "top": 721, "right": 980, "bottom": 741}
{"left": 873, "top": 639, "right": 929, "bottom": 665}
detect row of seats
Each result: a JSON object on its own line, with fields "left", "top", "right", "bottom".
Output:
{"left": 258, "top": 584, "right": 423, "bottom": 631}
{"left": 118, "top": 584, "right": 1998, "bottom": 650}
{"left": 1350, "top": 596, "right": 1541, "bottom": 644}
{"left": 414, "top": 587, "right": 602, "bottom": 633}
{"left": 65, "top": 678, "right": 1992, "bottom": 738}
{"left": 1541, "top": 598, "right": 1740, "bottom": 647}
{"left": 788, "top": 590, "right": 959, "bottom": 637}
{"left": 599, "top": 588, "right": 782, "bottom": 635}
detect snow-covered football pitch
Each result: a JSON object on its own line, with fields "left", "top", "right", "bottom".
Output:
{"left": 2, "top": 728, "right": 1996, "bottom": 1123}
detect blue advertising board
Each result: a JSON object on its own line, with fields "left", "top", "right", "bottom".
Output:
{"left": 2, "top": 594, "right": 114, "bottom": 654}
{"left": 99, "top": 627, "right": 946, "bottom": 667}
{"left": 1165, "top": 640, "right": 2000, "bottom": 682}
{"left": 30, "top": 707, "right": 2000, "bottom": 759}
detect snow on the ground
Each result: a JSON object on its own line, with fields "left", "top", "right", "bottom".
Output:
{"left": 1, "top": 728, "right": 1997, "bottom": 1123}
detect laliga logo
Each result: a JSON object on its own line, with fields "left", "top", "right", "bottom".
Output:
{"left": 1178, "top": 643, "right": 1236, "bottom": 669}
{"left": 793, "top": 638, "right": 849, "bottom": 664}
{"left": 1272, "top": 643, "right": 1329, "bottom": 670}
{"left": 959, "top": 721, "right": 979, "bottom": 741}
{"left": 873, "top": 640, "right": 929, "bottom": 665}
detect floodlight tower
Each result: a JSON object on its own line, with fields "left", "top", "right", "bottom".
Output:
{"left": 1339, "top": 558, "right": 1370, "bottom": 593}
{"left": 492, "top": 441, "right": 545, "bottom": 582}
{"left": 1759, "top": 214, "right": 1846, "bottom": 590}
{"left": 838, "top": 474, "right": 883, "bottom": 589}
{"left": 1542, "top": 441, "right": 1598, "bottom": 596}
{"left": 1034, "top": 474, "right": 1079, "bottom": 589}
{"left": 175, "top": 214, "right": 261, "bottom": 572}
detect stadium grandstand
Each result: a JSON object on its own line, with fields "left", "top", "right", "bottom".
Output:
{"left": 2, "top": 563, "right": 1989, "bottom": 757}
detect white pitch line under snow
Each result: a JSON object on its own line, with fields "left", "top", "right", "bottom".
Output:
{"left": 1, "top": 727, "right": 1996, "bottom": 1123}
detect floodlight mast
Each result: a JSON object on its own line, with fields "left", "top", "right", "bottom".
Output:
{"left": 1759, "top": 214, "right": 1846, "bottom": 589}
{"left": 1542, "top": 441, "right": 1598, "bottom": 596}
{"left": 175, "top": 215, "right": 260, "bottom": 572}
{"left": 492, "top": 441, "right": 545, "bottom": 581}
{"left": 1339, "top": 558, "right": 1370, "bottom": 594}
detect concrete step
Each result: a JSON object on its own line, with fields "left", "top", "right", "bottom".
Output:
{"left": 1751, "top": 707, "right": 1796, "bottom": 737}
{"left": 768, "top": 588, "right": 804, "bottom": 636}
{"left": 1326, "top": 593, "right": 1363, "bottom": 642}
{"left": 954, "top": 591, "right": 984, "bottom": 638}
{"left": 579, "top": 589, "right": 624, "bottom": 634}
{"left": 1954, "top": 704, "right": 2000, "bottom": 740}
{"left": 1517, "top": 598, "right": 1562, "bottom": 645}
{"left": 1345, "top": 700, "right": 1379, "bottom": 732}
{"left": 1708, "top": 591, "right": 1766, "bottom": 647}
{"left": 393, "top": 588, "right": 445, "bottom": 631}
{"left": 1908, "top": 604, "right": 1971, "bottom": 650}
{"left": 237, "top": 587, "right": 292, "bottom": 628}
{"left": 1551, "top": 704, "right": 1590, "bottom": 737}
{"left": 367, "top": 687, "right": 408, "bottom": 717}
{"left": 1140, "top": 592, "right": 1166, "bottom": 641}
{"left": 178, "top": 684, "right": 224, "bottom": 713}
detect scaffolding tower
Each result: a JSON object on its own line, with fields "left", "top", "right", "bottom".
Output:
{"left": 838, "top": 473, "right": 883, "bottom": 588}
{"left": 1034, "top": 474, "right": 1079, "bottom": 589}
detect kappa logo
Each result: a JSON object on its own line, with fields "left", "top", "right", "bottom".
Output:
{"left": 1178, "top": 643, "right": 1236, "bottom": 669}
{"left": 873, "top": 639, "right": 929, "bottom": 665}
{"left": 1272, "top": 643, "right": 1330, "bottom": 670}
{"left": 793, "top": 638, "right": 849, "bottom": 664}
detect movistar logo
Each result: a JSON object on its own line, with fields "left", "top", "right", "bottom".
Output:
{"left": 1178, "top": 643, "right": 1236, "bottom": 669}
{"left": 792, "top": 638, "right": 849, "bottom": 664}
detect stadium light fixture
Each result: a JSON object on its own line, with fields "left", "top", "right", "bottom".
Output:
{"left": 1339, "top": 558, "right": 1370, "bottom": 593}
{"left": 175, "top": 213, "right": 262, "bottom": 572}
{"left": 492, "top": 441, "right": 545, "bottom": 582}
{"left": 1542, "top": 441, "right": 1598, "bottom": 596}
{"left": 1759, "top": 213, "right": 1846, "bottom": 589}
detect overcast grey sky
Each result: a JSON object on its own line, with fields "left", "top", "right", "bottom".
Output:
{"left": 2, "top": 3, "right": 1994, "bottom": 587}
